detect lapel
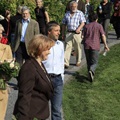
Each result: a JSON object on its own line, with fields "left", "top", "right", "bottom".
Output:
{"left": 25, "top": 19, "right": 32, "bottom": 37}
{"left": 30, "top": 58, "right": 54, "bottom": 91}
{"left": 18, "top": 20, "right": 22, "bottom": 36}
{"left": 25, "top": 21, "right": 30, "bottom": 35}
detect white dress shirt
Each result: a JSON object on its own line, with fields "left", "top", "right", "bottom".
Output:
{"left": 43, "top": 40, "right": 64, "bottom": 79}
{"left": 21, "top": 19, "right": 30, "bottom": 42}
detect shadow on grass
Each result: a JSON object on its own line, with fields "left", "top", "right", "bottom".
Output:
{"left": 73, "top": 72, "right": 91, "bottom": 83}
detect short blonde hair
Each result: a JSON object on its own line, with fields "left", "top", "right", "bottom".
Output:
{"left": 0, "top": 24, "right": 4, "bottom": 31}
{"left": 28, "top": 34, "right": 55, "bottom": 58}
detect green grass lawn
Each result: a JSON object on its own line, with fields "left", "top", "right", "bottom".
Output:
{"left": 63, "top": 44, "right": 120, "bottom": 120}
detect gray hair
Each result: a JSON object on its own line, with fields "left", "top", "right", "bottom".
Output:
{"left": 70, "top": 1, "right": 78, "bottom": 7}
{"left": 21, "top": 6, "right": 30, "bottom": 13}
{"left": 0, "top": 24, "right": 4, "bottom": 31}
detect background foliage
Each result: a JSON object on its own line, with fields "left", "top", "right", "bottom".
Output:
{"left": 0, "top": 0, "right": 103, "bottom": 23}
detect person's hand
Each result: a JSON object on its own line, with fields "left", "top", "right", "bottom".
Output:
{"left": 104, "top": 45, "right": 110, "bottom": 51}
{"left": 75, "top": 28, "right": 81, "bottom": 34}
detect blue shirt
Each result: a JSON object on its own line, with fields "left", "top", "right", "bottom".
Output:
{"left": 62, "top": 10, "right": 86, "bottom": 31}
{"left": 43, "top": 40, "right": 64, "bottom": 76}
{"left": 20, "top": 19, "right": 30, "bottom": 42}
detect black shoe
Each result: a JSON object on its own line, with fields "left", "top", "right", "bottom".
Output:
{"left": 64, "top": 64, "right": 69, "bottom": 69}
{"left": 117, "top": 36, "right": 120, "bottom": 40}
{"left": 89, "top": 71, "right": 94, "bottom": 82}
{"left": 100, "top": 41, "right": 104, "bottom": 43}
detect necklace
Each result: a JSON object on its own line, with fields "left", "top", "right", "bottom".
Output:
{"left": 40, "top": 63, "right": 51, "bottom": 82}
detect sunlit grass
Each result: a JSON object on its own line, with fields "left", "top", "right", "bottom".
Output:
{"left": 63, "top": 44, "right": 120, "bottom": 120}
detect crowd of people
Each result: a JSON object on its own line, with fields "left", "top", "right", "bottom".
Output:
{"left": 0, "top": 0, "right": 119, "bottom": 120}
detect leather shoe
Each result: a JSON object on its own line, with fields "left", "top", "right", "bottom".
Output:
{"left": 76, "top": 63, "right": 80, "bottom": 67}
{"left": 64, "top": 64, "right": 69, "bottom": 69}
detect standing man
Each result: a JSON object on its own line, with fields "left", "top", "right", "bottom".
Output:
{"left": 43, "top": 21, "right": 64, "bottom": 120}
{"left": 83, "top": 13, "right": 109, "bottom": 82}
{"left": 62, "top": 1, "right": 86, "bottom": 68}
{"left": 12, "top": 6, "right": 39, "bottom": 66}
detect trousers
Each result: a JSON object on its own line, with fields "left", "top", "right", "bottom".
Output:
{"left": 84, "top": 49, "right": 99, "bottom": 74}
{"left": 64, "top": 32, "right": 82, "bottom": 66}
{"left": 50, "top": 75, "right": 63, "bottom": 120}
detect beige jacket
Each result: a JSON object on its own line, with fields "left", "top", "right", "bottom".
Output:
{"left": 0, "top": 43, "right": 12, "bottom": 62}
{"left": 0, "top": 43, "right": 12, "bottom": 120}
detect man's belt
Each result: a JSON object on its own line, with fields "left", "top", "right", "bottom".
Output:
{"left": 20, "top": 41, "right": 25, "bottom": 44}
{"left": 67, "top": 30, "right": 80, "bottom": 34}
{"left": 67, "top": 30, "right": 76, "bottom": 33}
{"left": 49, "top": 74, "right": 61, "bottom": 78}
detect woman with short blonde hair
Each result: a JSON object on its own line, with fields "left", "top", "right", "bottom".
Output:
{"left": 13, "top": 34, "right": 55, "bottom": 120}
{"left": 28, "top": 34, "right": 54, "bottom": 58}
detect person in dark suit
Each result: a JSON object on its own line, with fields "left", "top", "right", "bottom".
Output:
{"left": 10, "top": 6, "right": 22, "bottom": 47}
{"left": 13, "top": 34, "right": 55, "bottom": 120}
{"left": 12, "top": 6, "right": 39, "bottom": 66}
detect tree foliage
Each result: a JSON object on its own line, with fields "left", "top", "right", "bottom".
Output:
{"left": 0, "top": 0, "right": 102, "bottom": 23}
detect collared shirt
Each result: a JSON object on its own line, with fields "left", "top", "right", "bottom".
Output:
{"left": 83, "top": 21, "right": 105, "bottom": 50}
{"left": 20, "top": 19, "right": 30, "bottom": 42}
{"left": 43, "top": 40, "right": 64, "bottom": 77}
{"left": 62, "top": 10, "right": 86, "bottom": 31}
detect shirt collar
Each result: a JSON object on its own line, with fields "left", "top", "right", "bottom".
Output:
{"left": 69, "top": 10, "right": 79, "bottom": 14}
{"left": 55, "top": 40, "right": 60, "bottom": 45}
{"left": 22, "top": 18, "right": 30, "bottom": 23}
{"left": 86, "top": 3, "right": 90, "bottom": 6}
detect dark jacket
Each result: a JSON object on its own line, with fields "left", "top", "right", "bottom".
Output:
{"left": 10, "top": 13, "right": 22, "bottom": 34}
{"left": 97, "top": 2, "right": 112, "bottom": 20}
{"left": 13, "top": 57, "right": 54, "bottom": 120}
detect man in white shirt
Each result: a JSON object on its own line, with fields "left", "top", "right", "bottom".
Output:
{"left": 43, "top": 21, "right": 64, "bottom": 120}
